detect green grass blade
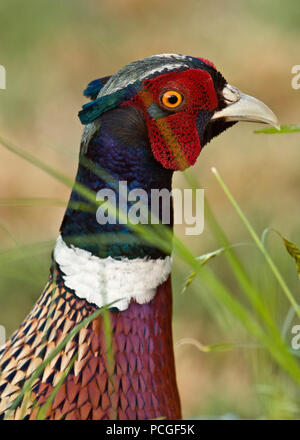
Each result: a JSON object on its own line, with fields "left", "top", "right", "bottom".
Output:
{"left": 184, "top": 170, "right": 285, "bottom": 338}
{"left": 36, "top": 353, "right": 77, "bottom": 420}
{"left": 181, "top": 242, "right": 254, "bottom": 294}
{"left": 5, "top": 299, "right": 121, "bottom": 417}
{"left": 212, "top": 167, "right": 300, "bottom": 319}
{"left": 176, "top": 337, "right": 238, "bottom": 353}
{"left": 254, "top": 124, "right": 300, "bottom": 134}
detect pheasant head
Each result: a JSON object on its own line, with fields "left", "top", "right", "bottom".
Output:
{"left": 79, "top": 53, "right": 278, "bottom": 170}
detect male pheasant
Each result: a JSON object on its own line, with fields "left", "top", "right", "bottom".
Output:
{"left": 0, "top": 54, "right": 278, "bottom": 420}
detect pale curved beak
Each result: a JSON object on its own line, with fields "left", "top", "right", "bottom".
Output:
{"left": 211, "top": 84, "right": 280, "bottom": 130}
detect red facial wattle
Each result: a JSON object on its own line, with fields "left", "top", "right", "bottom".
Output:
{"left": 130, "top": 68, "right": 219, "bottom": 170}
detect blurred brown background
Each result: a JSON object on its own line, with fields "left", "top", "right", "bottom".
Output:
{"left": 0, "top": 0, "right": 299, "bottom": 418}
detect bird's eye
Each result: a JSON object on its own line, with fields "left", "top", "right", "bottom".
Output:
{"left": 160, "top": 90, "right": 183, "bottom": 109}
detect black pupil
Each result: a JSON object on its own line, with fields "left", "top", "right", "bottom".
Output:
{"left": 167, "top": 94, "right": 178, "bottom": 104}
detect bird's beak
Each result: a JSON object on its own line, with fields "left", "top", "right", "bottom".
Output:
{"left": 211, "top": 84, "right": 280, "bottom": 129}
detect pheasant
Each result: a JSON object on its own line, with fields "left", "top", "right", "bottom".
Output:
{"left": 0, "top": 54, "right": 278, "bottom": 420}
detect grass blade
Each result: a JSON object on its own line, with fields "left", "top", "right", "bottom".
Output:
{"left": 254, "top": 125, "right": 300, "bottom": 134}
{"left": 211, "top": 167, "right": 300, "bottom": 319}
{"left": 5, "top": 299, "right": 121, "bottom": 418}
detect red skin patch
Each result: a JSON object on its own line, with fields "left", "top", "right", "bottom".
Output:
{"left": 129, "top": 68, "right": 218, "bottom": 170}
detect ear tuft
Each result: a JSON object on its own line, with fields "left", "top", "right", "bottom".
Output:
{"left": 78, "top": 81, "right": 143, "bottom": 125}
{"left": 83, "top": 76, "right": 111, "bottom": 100}
{"left": 78, "top": 90, "right": 126, "bottom": 125}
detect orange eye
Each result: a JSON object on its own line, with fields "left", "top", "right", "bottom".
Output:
{"left": 160, "top": 90, "right": 183, "bottom": 109}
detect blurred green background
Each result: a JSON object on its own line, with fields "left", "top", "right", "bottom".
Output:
{"left": 0, "top": 0, "right": 300, "bottom": 419}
